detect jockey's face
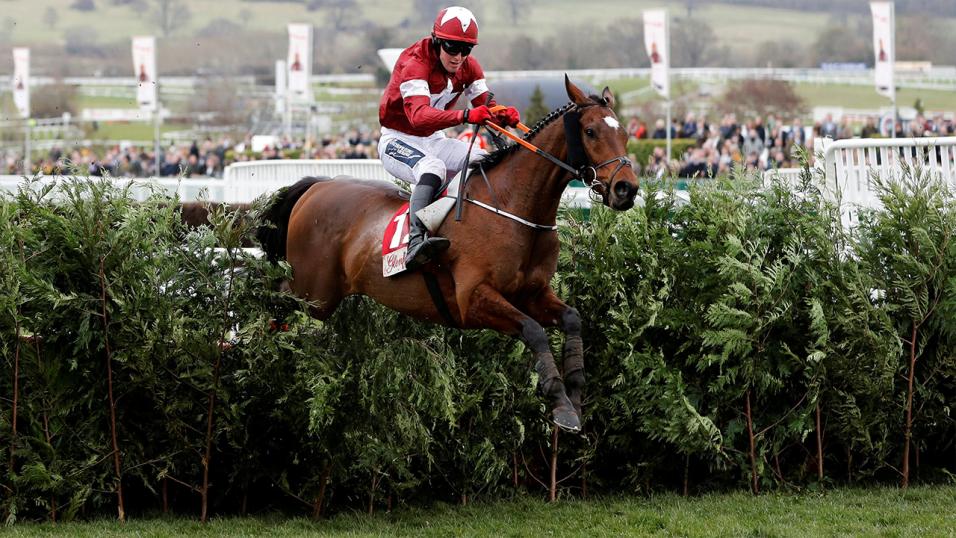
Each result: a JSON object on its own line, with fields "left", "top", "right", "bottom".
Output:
{"left": 439, "top": 48, "right": 465, "bottom": 73}
{"left": 437, "top": 41, "right": 472, "bottom": 74}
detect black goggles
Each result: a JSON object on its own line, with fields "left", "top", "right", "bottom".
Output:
{"left": 439, "top": 39, "right": 474, "bottom": 57}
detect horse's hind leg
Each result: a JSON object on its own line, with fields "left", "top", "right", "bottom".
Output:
{"left": 524, "top": 289, "right": 585, "bottom": 418}
{"left": 463, "top": 284, "right": 581, "bottom": 432}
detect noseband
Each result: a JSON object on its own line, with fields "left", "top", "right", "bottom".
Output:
{"left": 578, "top": 156, "right": 633, "bottom": 197}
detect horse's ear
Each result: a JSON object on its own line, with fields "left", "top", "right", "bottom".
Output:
{"left": 565, "top": 74, "right": 589, "bottom": 106}
{"left": 602, "top": 86, "right": 615, "bottom": 109}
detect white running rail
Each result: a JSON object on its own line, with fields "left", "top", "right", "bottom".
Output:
{"left": 820, "top": 137, "right": 956, "bottom": 225}
{"left": 0, "top": 160, "right": 596, "bottom": 208}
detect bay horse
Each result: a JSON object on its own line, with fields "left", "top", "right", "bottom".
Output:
{"left": 257, "top": 77, "right": 638, "bottom": 432}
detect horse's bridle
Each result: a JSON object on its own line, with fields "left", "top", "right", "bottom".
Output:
{"left": 578, "top": 156, "right": 633, "bottom": 200}
{"left": 453, "top": 103, "right": 633, "bottom": 230}
{"left": 484, "top": 104, "right": 633, "bottom": 200}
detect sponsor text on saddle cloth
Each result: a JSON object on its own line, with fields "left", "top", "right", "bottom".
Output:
{"left": 381, "top": 176, "right": 461, "bottom": 277}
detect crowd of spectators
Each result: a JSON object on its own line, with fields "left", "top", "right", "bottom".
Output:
{"left": 1, "top": 129, "right": 381, "bottom": 179}
{"left": 628, "top": 111, "right": 956, "bottom": 179}
{"left": 2, "top": 112, "right": 954, "bottom": 180}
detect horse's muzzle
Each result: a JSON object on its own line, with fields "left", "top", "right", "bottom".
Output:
{"left": 609, "top": 180, "right": 638, "bottom": 210}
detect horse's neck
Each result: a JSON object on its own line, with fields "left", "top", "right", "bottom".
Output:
{"left": 480, "top": 121, "right": 570, "bottom": 225}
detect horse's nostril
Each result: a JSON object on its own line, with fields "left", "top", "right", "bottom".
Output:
{"left": 613, "top": 182, "right": 632, "bottom": 198}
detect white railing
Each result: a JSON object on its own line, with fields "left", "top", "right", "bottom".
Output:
{"left": 819, "top": 136, "right": 956, "bottom": 226}
{"left": 221, "top": 159, "right": 394, "bottom": 203}
{"left": 3, "top": 67, "right": 956, "bottom": 93}
{"left": 0, "top": 175, "right": 234, "bottom": 203}
{"left": 223, "top": 159, "right": 393, "bottom": 182}
{"left": 763, "top": 167, "right": 806, "bottom": 187}
{"left": 1, "top": 159, "right": 597, "bottom": 208}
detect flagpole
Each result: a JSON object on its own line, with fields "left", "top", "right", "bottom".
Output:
{"left": 891, "top": 90, "right": 897, "bottom": 137}
{"left": 284, "top": 92, "right": 292, "bottom": 140}
{"left": 24, "top": 119, "right": 31, "bottom": 176}
{"left": 665, "top": 11, "right": 671, "bottom": 165}
{"left": 665, "top": 100, "right": 672, "bottom": 164}
{"left": 153, "top": 69, "right": 161, "bottom": 177}
{"left": 890, "top": 2, "right": 897, "bottom": 137}
{"left": 154, "top": 106, "right": 161, "bottom": 177}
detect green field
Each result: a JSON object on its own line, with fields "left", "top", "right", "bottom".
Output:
{"left": 6, "top": 0, "right": 955, "bottom": 58}
{"left": 794, "top": 83, "right": 956, "bottom": 111}
{"left": 7, "top": 486, "right": 956, "bottom": 537}
{"left": 82, "top": 122, "right": 191, "bottom": 141}
{"left": 75, "top": 94, "right": 139, "bottom": 110}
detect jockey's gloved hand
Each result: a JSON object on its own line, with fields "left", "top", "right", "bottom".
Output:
{"left": 463, "top": 105, "right": 493, "bottom": 125}
{"left": 495, "top": 106, "right": 521, "bottom": 128}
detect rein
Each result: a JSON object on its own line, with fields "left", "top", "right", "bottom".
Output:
{"left": 484, "top": 105, "right": 632, "bottom": 198}
{"left": 466, "top": 164, "right": 558, "bottom": 231}
{"left": 454, "top": 103, "right": 632, "bottom": 231}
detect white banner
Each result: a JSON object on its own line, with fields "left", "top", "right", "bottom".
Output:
{"left": 287, "top": 23, "right": 313, "bottom": 101}
{"left": 12, "top": 48, "right": 30, "bottom": 119}
{"left": 132, "top": 36, "right": 158, "bottom": 111}
{"left": 870, "top": 2, "right": 895, "bottom": 99}
{"left": 643, "top": 9, "right": 669, "bottom": 99}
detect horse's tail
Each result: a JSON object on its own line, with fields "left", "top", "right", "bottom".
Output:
{"left": 256, "top": 176, "right": 323, "bottom": 263}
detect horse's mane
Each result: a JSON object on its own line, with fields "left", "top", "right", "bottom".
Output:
{"left": 471, "top": 95, "right": 607, "bottom": 173}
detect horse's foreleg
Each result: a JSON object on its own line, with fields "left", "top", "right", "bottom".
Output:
{"left": 463, "top": 284, "right": 581, "bottom": 432}
{"left": 524, "top": 290, "right": 585, "bottom": 418}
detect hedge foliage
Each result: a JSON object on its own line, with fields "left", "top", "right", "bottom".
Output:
{"left": 1, "top": 169, "right": 954, "bottom": 522}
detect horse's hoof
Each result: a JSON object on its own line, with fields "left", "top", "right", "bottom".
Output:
{"left": 552, "top": 406, "right": 581, "bottom": 433}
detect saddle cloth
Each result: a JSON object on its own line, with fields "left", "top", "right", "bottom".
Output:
{"left": 381, "top": 176, "right": 461, "bottom": 277}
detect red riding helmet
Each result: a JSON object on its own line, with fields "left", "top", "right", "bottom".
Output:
{"left": 432, "top": 6, "right": 479, "bottom": 45}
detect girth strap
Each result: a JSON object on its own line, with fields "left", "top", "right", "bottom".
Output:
{"left": 422, "top": 270, "right": 457, "bottom": 328}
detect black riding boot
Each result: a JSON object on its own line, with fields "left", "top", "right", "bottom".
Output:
{"left": 405, "top": 173, "right": 450, "bottom": 270}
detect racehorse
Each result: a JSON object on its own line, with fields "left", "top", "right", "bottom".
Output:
{"left": 257, "top": 77, "right": 638, "bottom": 432}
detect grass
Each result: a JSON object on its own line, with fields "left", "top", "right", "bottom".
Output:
{"left": 794, "top": 83, "right": 956, "bottom": 112}
{"left": 75, "top": 94, "right": 139, "bottom": 110}
{"left": 600, "top": 77, "right": 956, "bottom": 114}
{"left": 7, "top": 486, "right": 956, "bottom": 537}
{"left": 81, "top": 122, "right": 191, "bottom": 141}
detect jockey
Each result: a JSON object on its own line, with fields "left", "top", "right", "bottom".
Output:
{"left": 378, "top": 6, "right": 521, "bottom": 270}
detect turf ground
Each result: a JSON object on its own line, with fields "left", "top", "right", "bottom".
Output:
{"left": 7, "top": 485, "right": 956, "bottom": 537}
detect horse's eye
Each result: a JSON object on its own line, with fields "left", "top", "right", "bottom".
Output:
{"left": 585, "top": 128, "right": 596, "bottom": 138}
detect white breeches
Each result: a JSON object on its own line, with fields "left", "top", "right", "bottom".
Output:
{"left": 378, "top": 127, "right": 487, "bottom": 185}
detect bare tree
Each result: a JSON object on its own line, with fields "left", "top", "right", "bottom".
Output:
{"left": 412, "top": 0, "right": 483, "bottom": 27}
{"left": 31, "top": 80, "right": 78, "bottom": 118}
{"left": 808, "top": 19, "right": 870, "bottom": 65}
{"left": 753, "top": 39, "right": 806, "bottom": 68}
{"left": 70, "top": 0, "right": 96, "bottom": 11}
{"left": 413, "top": 0, "right": 446, "bottom": 24}
{"left": 684, "top": 0, "right": 697, "bottom": 17}
{"left": 671, "top": 17, "right": 725, "bottom": 67}
{"left": 716, "top": 79, "right": 806, "bottom": 118}
{"left": 151, "top": 0, "right": 191, "bottom": 38}
{"left": 307, "top": 0, "right": 362, "bottom": 31}
{"left": 44, "top": 7, "right": 60, "bottom": 30}
{"left": 238, "top": 8, "right": 252, "bottom": 27}
{"left": 503, "top": 0, "right": 532, "bottom": 25}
